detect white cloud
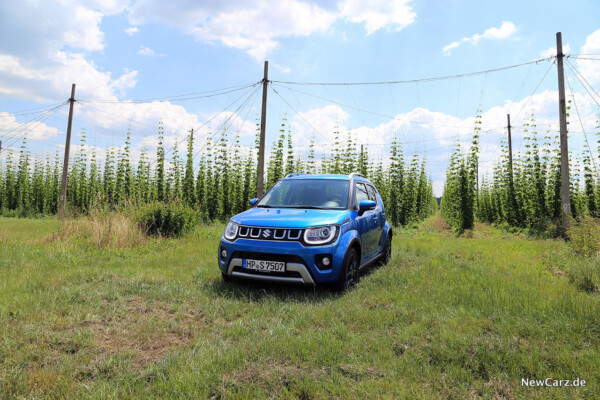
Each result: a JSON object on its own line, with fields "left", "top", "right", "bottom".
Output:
{"left": 62, "top": 6, "right": 105, "bottom": 52}
{"left": 0, "top": 51, "right": 136, "bottom": 102}
{"left": 272, "top": 63, "right": 291, "bottom": 74}
{"left": 110, "top": 69, "right": 139, "bottom": 95}
{"left": 124, "top": 26, "right": 139, "bottom": 36}
{"left": 0, "top": 1, "right": 138, "bottom": 103}
{"left": 286, "top": 87, "right": 597, "bottom": 197}
{"left": 127, "top": 0, "right": 417, "bottom": 61}
{"left": 291, "top": 104, "right": 350, "bottom": 148}
{"left": 576, "top": 29, "right": 600, "bottom": 85}
{"left": 339, "top": 0, "right": 416, "bottom": 35}
{"left": 540, "top": 43, "right": 571, "bottom": 58}
{"left": 0, "top": 112, "right": 61, "bottom": 143}
{"left": 442, "top": 21, "right": 517, "bottom": 56}
{"left": 137, "top": 46, "right": 165, "bottom": 57}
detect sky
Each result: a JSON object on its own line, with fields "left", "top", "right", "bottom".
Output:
{"left": 1, "top": 0, "right": 600, "bottom": 196}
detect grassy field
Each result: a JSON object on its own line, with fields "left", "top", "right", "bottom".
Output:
{"left": 0, "top": 214, "right": 599, "bottom": 399}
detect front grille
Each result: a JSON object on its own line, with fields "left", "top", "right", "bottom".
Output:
{"left": 236, "top": 226, "right": 304, "bottom": 242}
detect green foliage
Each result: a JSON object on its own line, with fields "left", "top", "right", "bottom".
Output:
{"left": 569, "top": 216, "right": 600, "bottom": 257}
{"left": 473, "top": 110, "right": 600, "bottom": 235}
{"left": 0, "top": 116, "right": 436, "bottom": 226}
{"left": 136, "top": 201, "right": 197, "bottom": 237}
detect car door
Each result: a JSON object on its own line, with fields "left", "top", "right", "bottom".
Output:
{"left": 367, "top": 184, "right": 384, "bottom": 253}
{"left": 354, "top": 182, "right": 377, "bottom": 259}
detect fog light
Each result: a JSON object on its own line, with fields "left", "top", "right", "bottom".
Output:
{"left": 322, "top": 256, "right": 331, "bottom": 266}
{"left": 221, "top": 249, "right": 227, "bottom": 258}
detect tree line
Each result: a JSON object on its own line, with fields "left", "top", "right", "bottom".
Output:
{"left": 442, "top": 107, "right": 600, "bottom": 234}
{"left": 0, "top": 119, "right": 437, "bottom": 226}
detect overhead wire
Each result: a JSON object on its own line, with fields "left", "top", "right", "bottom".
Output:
{"left": 0, "top": 101, "right": 68, "bottom": 150}
{"left": 272, "top": 82, "right": 506, "bottom": 131}
{"left": 224, "top": 84, "right": 262, "bottom": 155}
{"left": 565, "top": 59, "right": 600, "bottom": 108}
{"left": 565, "top": 69, "right": 600, "bottom": 179}
{"left": 77, "top": 82, "right": 260, "bottom": 104}
{"left": 271, "top": 57, "right": 554, "bottom": 86}
{"left": 269, "top": 83, "right": 332, "bottom": 145}
{"left": 99, "top": 83, "right": 262, "bottom": 203}
{"left": 191, "top": 83, "right": 262, "bottom": 172}
{"left": 77, "top": 82, "right": 261, "bottom": 159}
{"left": 0, "top": 102, "right": 66, "bottom": 117}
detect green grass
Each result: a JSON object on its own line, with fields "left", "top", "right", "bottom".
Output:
{"left": 0, "top": 215, "right": 599, "bottom": 399}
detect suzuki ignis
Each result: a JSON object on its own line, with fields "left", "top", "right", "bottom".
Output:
{"left": 218, "top": 173, "right": 392, "bottom": 290}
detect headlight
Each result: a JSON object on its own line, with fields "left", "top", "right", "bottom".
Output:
{"left": 304, "top": 225, "right": 338, "bottom": 245}
{"left": 224, "top": 222, "right": 238, "bottom": 240}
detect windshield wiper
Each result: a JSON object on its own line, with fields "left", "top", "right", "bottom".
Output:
{"left": 256, "top": 204, "right": 273, "bottom": 208}
{"left": 292, "top": 205, "right": 327, "bottom": 209}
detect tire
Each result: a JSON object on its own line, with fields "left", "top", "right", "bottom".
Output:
{"left": 381, "top": 235, "right": 392, "bottom": 265}
{"left": 221, "top": 272, "right": 232, "bottom": 282}
{"left": 335, "top": 247, "right": 360, "bottom": 291}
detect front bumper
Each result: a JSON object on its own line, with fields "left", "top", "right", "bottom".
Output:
{"left": 218, "top": 237, "right": 347, "bottom": 285}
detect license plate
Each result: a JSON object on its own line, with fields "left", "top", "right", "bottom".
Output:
{"left": 244, "top": 259, "right": 286, "bottom": 272}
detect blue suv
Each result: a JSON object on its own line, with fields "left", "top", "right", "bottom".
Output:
{"left": 218, "top": 173, "right": 392, "bottom": 290}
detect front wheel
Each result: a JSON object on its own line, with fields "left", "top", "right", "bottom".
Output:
{"left": 335, "top": 247, "right": 360, "bottom": 291}
{"left": 221, "top": 272, "right": 232, "bottom": 282}
{"left": 381, "top": 235, "right": 392, "bottom": 265}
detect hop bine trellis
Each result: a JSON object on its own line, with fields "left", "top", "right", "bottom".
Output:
{"left": 2, "top": 32, "right": 599, "bottom": 233}
{"left": 0, "top": 120, "right": 438, "bottom": 225}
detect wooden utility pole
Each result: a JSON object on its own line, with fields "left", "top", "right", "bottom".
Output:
{"left": 256, "top": 61, "right": 269, "bottom": 198}
{"left": 556, "top": 32, "right": 571, "bottom": 231}
{"left": 507, "top": 114, "right": 513, "bottom": 175}
{"left": 0, "top": 140, "right": 2, "bottom": 156}
{"left": 59, "top": 83, "right": 76, "bottom": 219}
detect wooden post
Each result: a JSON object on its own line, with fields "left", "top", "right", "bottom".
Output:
{"left": 556, "top": 32, "right": 571, "bottom": 231}
{"left": 507, "top": 114, "right": 513, "bottom": 176}
{"left": 256, "top": 61, "right": 269, "bottom": 198}
{"left": 59, "top": 83, "right": 76, "bottom": 219}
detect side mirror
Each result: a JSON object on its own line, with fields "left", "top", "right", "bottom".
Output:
{"left": 249, "top": 198, "right": 258, "bottom": 207}
{"left": 359, "top": 200, "right": 376, "bottom": 214}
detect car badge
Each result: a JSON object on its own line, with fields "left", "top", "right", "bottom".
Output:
{"left": 262, "top": 229, "right": 272, "bottom": 238}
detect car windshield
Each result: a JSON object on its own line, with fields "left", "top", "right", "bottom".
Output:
{"left": 257, "top": 179, "right": 350, "bottom": 210}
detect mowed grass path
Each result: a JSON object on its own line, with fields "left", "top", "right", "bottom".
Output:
{"left": 0, "top": 215, "right": 599, "bottom": 399}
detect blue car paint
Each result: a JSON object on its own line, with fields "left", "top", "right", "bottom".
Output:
{"left": 229, "top": 208, "right": 349, "bottom": 228}
{"left": 219, "top": 174, "right": 392, "bottom": 286}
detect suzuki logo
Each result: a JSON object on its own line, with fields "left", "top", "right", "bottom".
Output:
{"left": 262, "top": 229, "right": 272, "bottom": 238}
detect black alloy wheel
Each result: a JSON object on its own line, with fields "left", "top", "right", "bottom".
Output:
{"left": 382, "top": 235, "right": 392, "bottom": 265}
{"left": 336, "top": 247, "right": 360, "bottom": 291}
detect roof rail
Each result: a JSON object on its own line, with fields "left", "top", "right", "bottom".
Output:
{"left": 349, "top": 172, "right": 366, "bottom": 179}
{"left": 285, "top": 173, "right": 309, "bottom": 178}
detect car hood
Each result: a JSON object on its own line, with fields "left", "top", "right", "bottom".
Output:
{"left": 230, "top": 207, "right": 350, "bottom": 228}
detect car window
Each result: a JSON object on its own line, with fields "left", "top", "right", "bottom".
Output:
{"left": 367, "top": 185, "right": 378, "bottom": 203}
{"left": 355, "top": 183, "right": 369, "bottom": 205}
{"left": 258, "top": 179, "right": 350, "bottom": 209}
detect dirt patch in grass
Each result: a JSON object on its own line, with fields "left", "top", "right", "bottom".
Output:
{"left": 80, "top": 296, "right": 205, "bottom": 374}
{"left": 474, "top": 222, "right": 493, "bottom": 238}
{"left": 223, "top": 361, "right": 319, "bottom": 390}
{"left": 223, "top": 361, "right": 385, "bottom": 391}
{"left": 419, "top": 213, "right": 453, "bottom": 237}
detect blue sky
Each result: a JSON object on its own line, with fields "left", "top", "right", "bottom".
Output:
{"left": 1, "top": 0, "right": 600, "bottom": 195}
